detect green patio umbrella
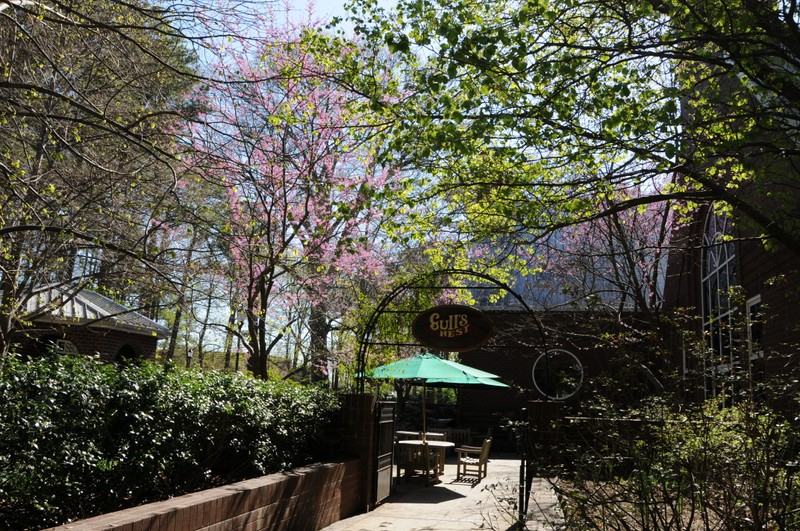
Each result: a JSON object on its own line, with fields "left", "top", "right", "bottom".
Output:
{"left": 369, "top": 353, "right": 508, "bottom": 438}
{"left": 429, "top": 357, "right": 510, "bottom": 388}
{"left": 370, "top": 352, "right": 502, "bottom": 380}
{"left": 426, "top": 374, "right": 509, "bottom": 388}
{"left": 437, "top": 357, "right": 501, "bottom": 379}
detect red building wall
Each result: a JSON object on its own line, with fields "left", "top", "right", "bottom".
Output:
{"left": 455, "top": 310, "right": 641, "bottom": 448}
{"left": 663, "top": 204, "right": 800, "bottom": 395}
{"left": 15, "top": 324, "right": 160, "bottom": 362}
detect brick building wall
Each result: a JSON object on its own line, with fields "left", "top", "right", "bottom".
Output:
{"left": 16, "top": 324, "right": 160, "bottom": 362}
{"left": 64, "top": 326, "right": 160, "bottom": 362}
{"left": 457, "top": 311, "right": 545, "bottom": 442}
{"left": 335, "top": 393, "right": 378, "bottom": 510}
{"left": 665, "top": 210, "right": 800, "bottom": 349}
{"left": 456, "top": 310, "right": 637, "bottom": 449}
{"left": 663, "top": 203, "right": 800, "bottom": 398}
{"left": 738, "top": 238, "right": 800, "bottom": 352}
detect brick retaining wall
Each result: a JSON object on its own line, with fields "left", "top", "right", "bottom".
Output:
{"left": 49, "top": 459, "right": 365, "bottom": 531}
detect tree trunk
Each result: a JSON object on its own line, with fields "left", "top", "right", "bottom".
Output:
{"left": 308, "top": 303, "right": 331, "bottom": 383}
{"left": 223, "top": 307, "right": 236, "bottom": 371}
{"left": 165, "top": 304, "right": 182, "bottom": 362}
{"left": 0, "top": 235, "right": 25, "bottom": 360}
{"left": 196, "top": 288, "right": 214, "bottom": 368}
{"left": 246, "top": 274, "right": 270, "bottom": 379}
{"left": 165, "top": 235, "right": 197, "bottom": 364}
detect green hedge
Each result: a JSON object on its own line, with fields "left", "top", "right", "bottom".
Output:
{"left": 0, "top": 354, "right": 341, "bottom": 530}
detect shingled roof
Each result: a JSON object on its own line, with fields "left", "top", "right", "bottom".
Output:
{"left": 23, "top": 286, "right": 170, "bottom": 339}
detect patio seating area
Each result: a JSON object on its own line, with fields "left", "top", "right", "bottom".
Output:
{"left": 320, "top": 453, "right": 565, "bottom": 530}
{"left": 396, "top": 428, "right": 496, "bottom": 486}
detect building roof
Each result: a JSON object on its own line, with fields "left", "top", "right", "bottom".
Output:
{"left": 23, "top": 286, "right": 170, "bottom": 339}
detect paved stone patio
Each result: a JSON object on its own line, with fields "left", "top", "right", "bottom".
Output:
{"left": 320, "top": 453, "right": 564, "bottom": 530}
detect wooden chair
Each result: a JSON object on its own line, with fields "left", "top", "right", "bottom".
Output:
{"left": 443, "top": 427, "right": 471, "bottom": 447}
{"left": 396, "top": 442, "right": 439, "bottom": 484}
{"left": 456, "top": 437, "right": 492, "bottom": 481}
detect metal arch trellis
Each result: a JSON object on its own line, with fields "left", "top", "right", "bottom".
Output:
{"left": 354, "top": 268, "right": 549, "bottom": 394}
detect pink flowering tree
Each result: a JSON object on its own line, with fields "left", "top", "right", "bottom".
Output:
{"left": 189, "top": 10, "right": 401, "bottom": 379}
{"left": 530, "top": 181, "right": 673, "bottom": 317}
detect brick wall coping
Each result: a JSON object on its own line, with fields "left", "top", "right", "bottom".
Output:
{"left": 47, "top": 459, "right": 363, "bottom": 531}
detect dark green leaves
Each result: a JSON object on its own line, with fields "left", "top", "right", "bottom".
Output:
{"left": 0, "top": 355, "right": 340, "bottom": 529}
{"left": 385, "top": 31, "right": 411, "bottom": 53}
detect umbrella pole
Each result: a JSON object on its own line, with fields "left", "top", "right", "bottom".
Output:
{"left": 422, "top": 384, "right": 427, "bottom": 442}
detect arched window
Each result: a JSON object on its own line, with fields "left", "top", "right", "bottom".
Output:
{"left": 531, "top": 349, "right": 583, "bottom": 400}
{"left": 701, "top": 208, "right": 737, "bottom": 401}
{"left": 116, "top": 344, "right": 141, "bottom": 366}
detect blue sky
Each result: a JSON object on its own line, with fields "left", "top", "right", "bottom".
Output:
{"left": 297, "top": 0, "right": 350, "bottom": 19}
{"left": 297, "top": 0, "right": 396, "bottom": 22}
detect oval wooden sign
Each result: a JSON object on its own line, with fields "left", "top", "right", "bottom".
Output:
{"left": 411, "top": 305, "right": 494, "bottom": 352}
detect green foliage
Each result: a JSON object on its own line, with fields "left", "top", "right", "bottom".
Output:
{"left": 525, "top": 401, "right": 800, "bottom": 530}
{"left": 0, "top": 0, "right": 201, "bottom": 356}
{"left": 342, "top": 0, "right": 800, "bottom": 258}
{"left": 0, "top": 354, "right": 340, "bottom": 530}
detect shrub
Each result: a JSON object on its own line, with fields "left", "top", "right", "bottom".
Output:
{"left": 542, "top": 400, "right": 800, "bottom": 530}
{"left": 0, "top": 353, "right": 340, "bottom": 530}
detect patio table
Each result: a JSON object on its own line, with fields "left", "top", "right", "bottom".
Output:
{"left": 396, "top": 430, "right": 445, "bottom": 440}
{"left": 396, "top": 439, "right": 455, "bottom": 482}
